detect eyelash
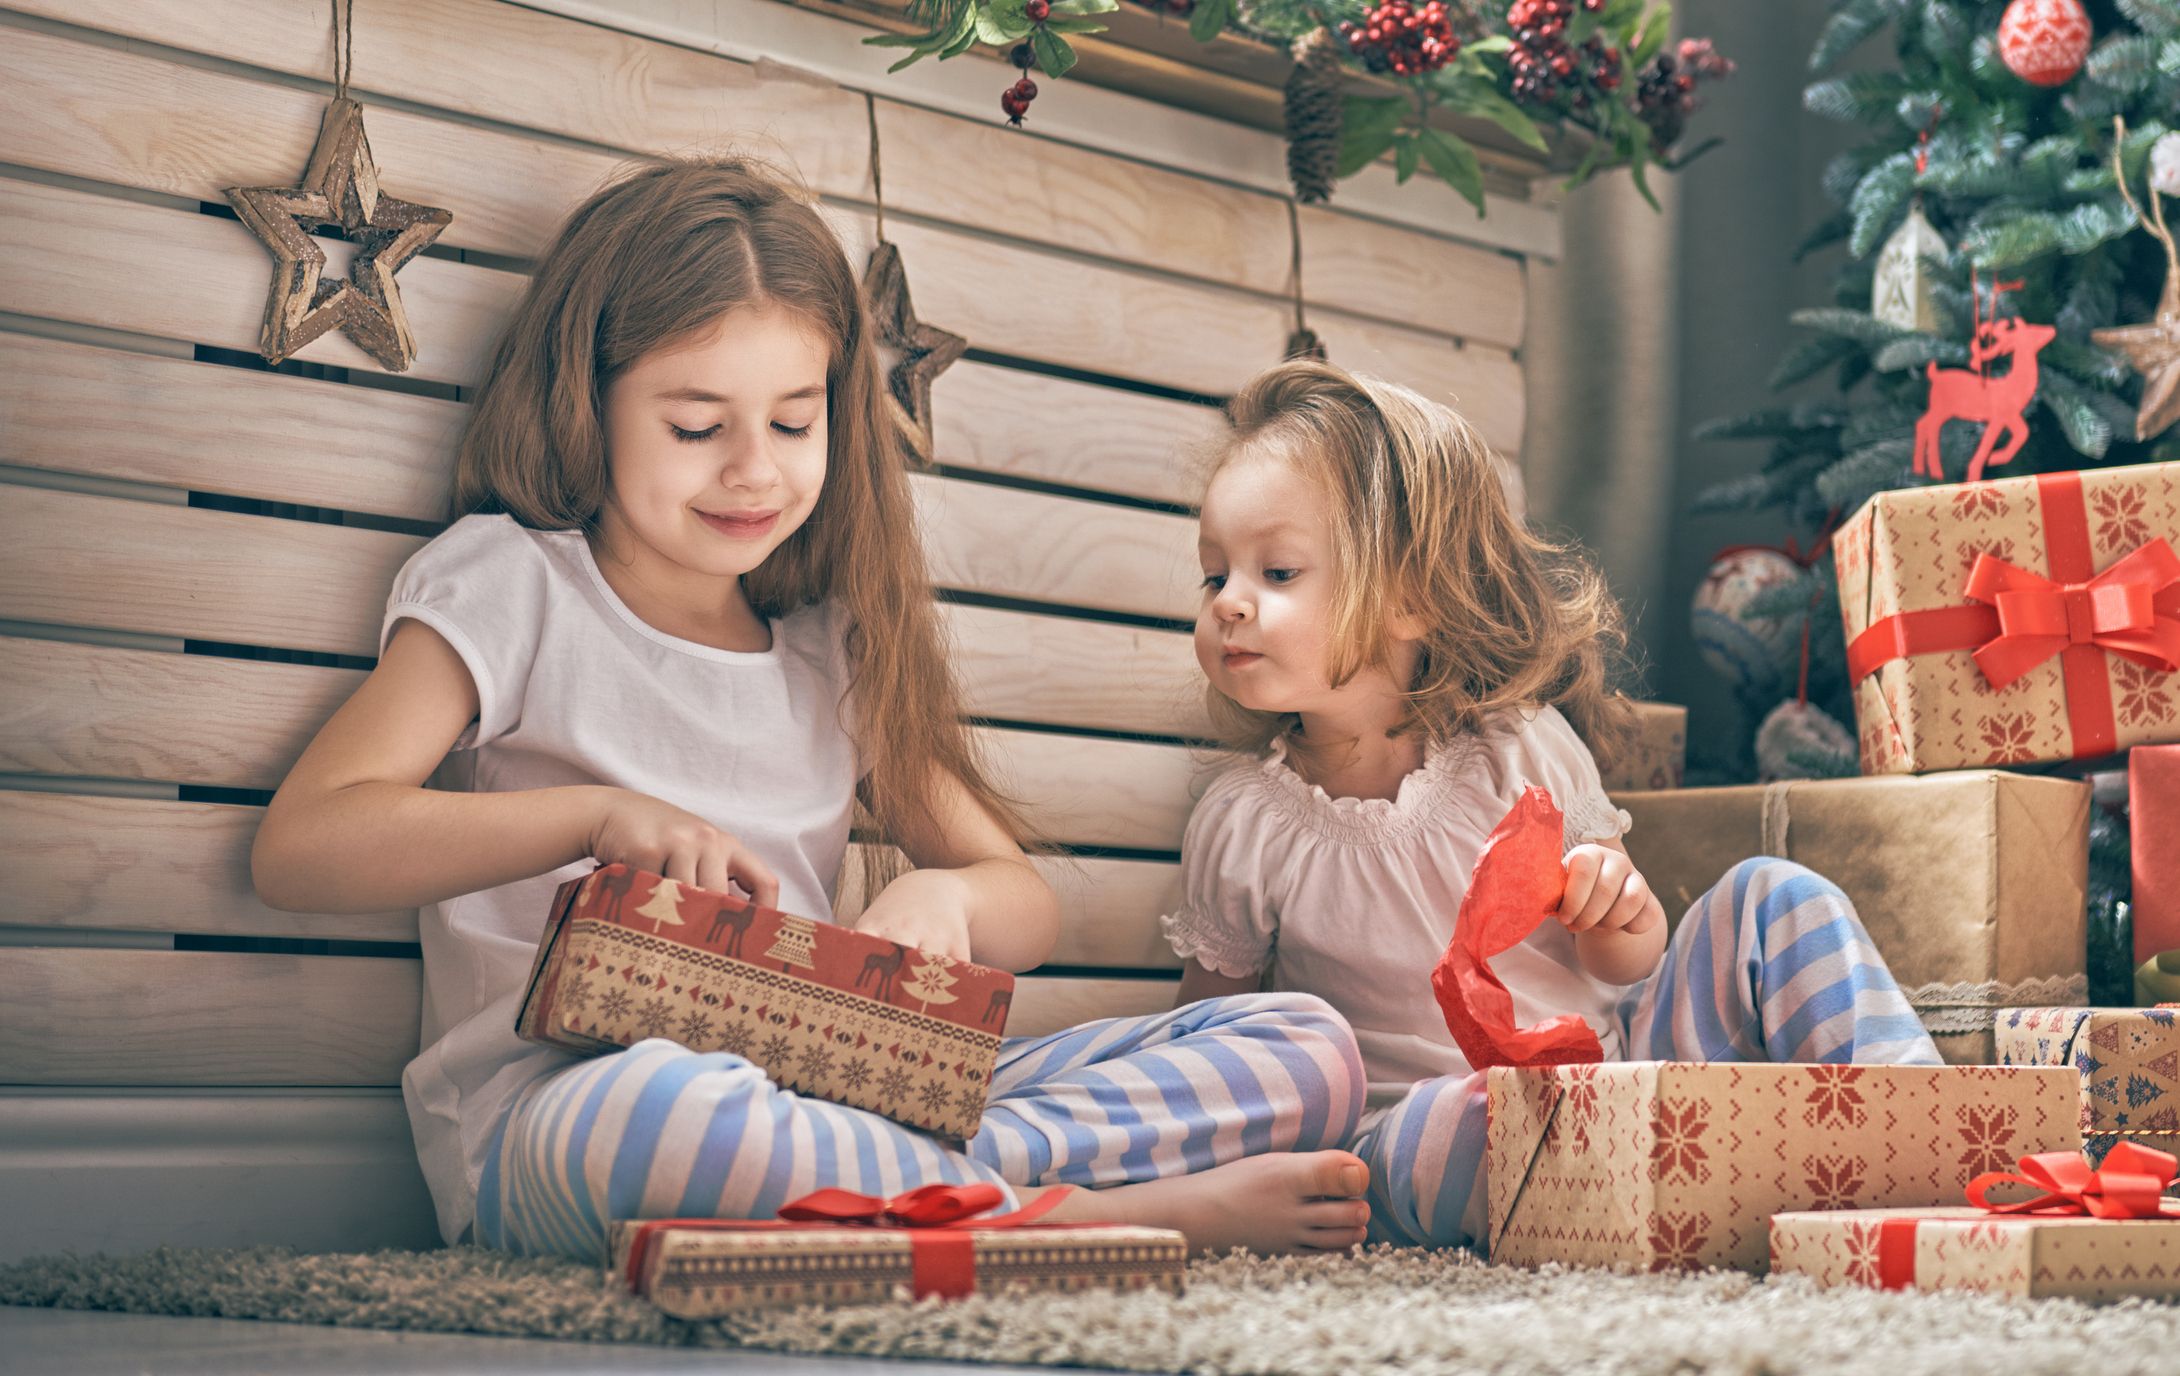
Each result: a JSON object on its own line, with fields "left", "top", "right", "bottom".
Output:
{"left": 670, "top": 423, "right": 812, "bottom": 443}
{"left": 1200, "top": 569, "right": 1297, "bottom": 591}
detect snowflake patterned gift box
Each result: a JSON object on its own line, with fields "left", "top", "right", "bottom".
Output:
{"left": 1485, "top": 1062, "right": 2081, "bottom": 1274}
{"left": 1996, "top": 1006, "right": 2180, "bottom": 1176}
{"left": 516, "top": 864, "right": 1014, "bottom": 1138}
{"left": 1593, "top": 701, "right": 1686, "bottom": 793}
{"left": 607, "top": 1183, "right": 1188, "bottom": 1317}
{"left": 1833, "top": 462, "right": 2180, "bottom": 775}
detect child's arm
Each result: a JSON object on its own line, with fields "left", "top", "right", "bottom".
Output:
{"left": 1558, "top": 832, "right": 1668, "bottom": 985}
{"left": 252, "top": 620, "right": 778, "bottom": 913}
{"left": 846, "top": 768, "right": 1060, "bottom": 975}
{"left": 1174, "top": 959, "right": 1261, "bottom": 1008}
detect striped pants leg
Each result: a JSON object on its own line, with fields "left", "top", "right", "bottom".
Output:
{"left": 1348, "top": 856, "right": 1941, "bottom": 1252}
{"left": 475, "top": 990, "right": 1364, "bottom": 1259}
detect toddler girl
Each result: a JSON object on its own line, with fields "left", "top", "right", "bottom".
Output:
{"left": 1162, "top": 359, "right": 1939, "bottom": 1251}
{"left": 253, "top": 158, "right": 1371, "bottom": 1260}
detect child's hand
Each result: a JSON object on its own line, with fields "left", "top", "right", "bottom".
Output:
{"left": 852, "top": 869, "right": 975, "bottom": 963}
{"left": 588, "top": 789, "right": 779, "bottom": 907}
{"left": 1558, "top": 844, "right": 1665, "bottom": 937}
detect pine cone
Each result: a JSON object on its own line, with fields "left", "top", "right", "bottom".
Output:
{"left": 1285, "top": 27, "right": 1346, "bottom": 205}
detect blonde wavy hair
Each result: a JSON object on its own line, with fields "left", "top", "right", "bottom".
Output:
{"left": 1198, "top": 359, "right": 1636, "bottom": 774}
{"left": 452, "top": 155, "right": 1043, "bottom": 895}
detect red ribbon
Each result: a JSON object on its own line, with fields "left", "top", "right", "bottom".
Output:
{"left": 1845, "top": 471, "right": 2180, "bottom": 759}
{"left": 1869, "top": 1143, "right": 2180, "bottom": 1289}
{"left": 621, "top": 1181, "right": 1074, "bottom": 1301}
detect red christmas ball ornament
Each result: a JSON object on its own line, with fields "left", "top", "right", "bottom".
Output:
{"left": 1997, "top": 0, "right": 2090, "bottom": 87}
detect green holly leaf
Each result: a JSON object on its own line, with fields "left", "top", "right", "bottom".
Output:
{"left": 1464, "top": 35, "right": 1512, "bottom": 56}
{"left": 1395, "top": 133, "right": 1420, "bottom": 183}
{"left": 977, "top": 0, "right": 1034, "bottom": 44}
{"left": 1419, "top": 127, "right": 1486, "bottom": 216}
{"left": 1048, "top": 0, "right": 1118, "bottom": 12}
{"left": 1436, "top": 73, "right": 1549, "bottom": 152}
{"left": 1633, "top": 4, "right": 1673, "bottom": 68}
{"left": 1336, "top": 95, "right": 1407, "bottom": 177}
{"left": 1042, "top": 17, "right": 1109, "bottom": 34}
{"left": 1189, "top": 0, "right": 1236, "bottom": 44}
{"left": 862, "top": 32, "right": 931, "bottom": 48}
{"left": 1032, "top": 25, "right": 1077, "bottom": 77}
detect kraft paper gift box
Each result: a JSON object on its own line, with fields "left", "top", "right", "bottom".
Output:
{"left": 1996, "top": 1006, "right": 2180, "bottom": 1173}
{"left": 1484, "top": 1062, "right": 2081, "bottom": 1274}
{"left": 1832, "top": 462, "right": 2180, "bottom": 776}
{"left": 1594, "top": 701, "right": 1686, "bottom": 793}
{"left": 2135, "top": 745, "right": 2180, "bottom": 967}
{"left": 1614, "top": 772, "right": 2090, "bottom": 1064}
{"left": 608, "top": 1185, "right": 1187, "bottom": 1316}
{"left": 517, "top": 864, "right": 1014, "bottom": 1138}
{"left": 1769, "top": 1206, "right": 2180, "bottom": 1302}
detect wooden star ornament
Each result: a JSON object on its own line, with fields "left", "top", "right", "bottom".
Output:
{"left": 2092, "top": 270, "right": 2180, "bottom": 442}
{"left": 863, "top": 240, "right": 966, "bottom": 469}
{"left": 225, "top": 98, "right": 451, "bottom": 372}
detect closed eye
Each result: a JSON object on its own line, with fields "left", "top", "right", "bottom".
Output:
{"left": 670, "top": 422, "right": 814, "bottom": 443}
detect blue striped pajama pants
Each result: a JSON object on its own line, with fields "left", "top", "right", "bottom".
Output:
{"left": 1349, "top": 857, "right": 1943, "bottom": 1253}
{"left": 473, "top": 990, "right": 1366, "bottom": 1260}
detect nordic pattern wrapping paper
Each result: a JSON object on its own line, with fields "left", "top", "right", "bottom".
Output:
{"left": 1832, "top": 462, "right": 2180, "bottom": 776}
{"left": 1769, "top": 1206, "right": 2180, "bottom": 1302}
{"left": 1613, "top": 773, "right": 2090, "bottom": 1064}
{"left": 1594, "top": 701, "right": 1686, "bottom": 793}
{"left": 517, "top": 864, "right": 1012, "bottom": 1137}
{"left": 1996, "top": 1006, "right": 2180, "bottom": 1178}
{"left": 2134, "top": 745, "right": 2180, "bottom": 966}
{"left": 1485, "top": 1062, "right": 2081, "bottom": 1273}
{"left": 607, "top": 1218, "right": 1188, "bottom": 1316}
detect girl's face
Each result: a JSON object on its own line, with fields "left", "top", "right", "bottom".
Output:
{"left": 598, "top": 301, "right": 831, "bottom": 592}
{"left": 1195, "top": 454, "right": 1348, "bottom": 715}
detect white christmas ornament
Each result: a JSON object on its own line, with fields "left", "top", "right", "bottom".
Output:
{"left": 1691, "top": 548, "right": 1804, "bottom": 698}
{"left": 1755, "top": 699, "right": 1859, "bottom": 782}
{"left": 2151, "top": 131, "right": 2180, "bottom": 199}
{"left": 1873, "top": 206, "right": 1948, "bottom": 332}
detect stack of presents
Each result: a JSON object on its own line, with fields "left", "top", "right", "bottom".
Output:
{"left": 514, "top": 463, "right": 2179, "bottom": 1314}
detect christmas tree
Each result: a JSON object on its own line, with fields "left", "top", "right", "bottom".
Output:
{"left": 1695, "top": 0, "right": 2179, "bottom": 786}
{"left": 633, "top": 877, "right": 688, "bottom": 934}
{"left": 765, "top": 914, "right": 819, "bottom": 972}
{"left": 901, "top": 953, "right": 963, "bottom": 1013}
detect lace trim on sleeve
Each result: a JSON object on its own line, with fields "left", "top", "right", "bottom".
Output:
{"left": 1158, "top": 908, "right": 1271, "bottom": 980}
{"left": 1563, "top": 791, "right": 1633, "bottom": 849}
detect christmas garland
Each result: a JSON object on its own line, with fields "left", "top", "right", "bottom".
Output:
{"left": 869, "top": 0, "right": 1733, "bottom": 215}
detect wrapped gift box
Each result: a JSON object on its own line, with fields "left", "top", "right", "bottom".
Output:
{"left": 1614, "top": 772, "right": 2090, "bottom": 1063}
{"left": 1485, "top": 1062, "right": 2081, "bottom": 1273}
{"left": 1770, "top": 1206, "right": 2180, "bottom": 1302}
{"left": 2135, "top": 745, "right": 2180, "bottom": 967}
{"left": 1595, "top": 701, "right": 1686, "bottom": 793}
{"left": 1996, "top": 1007, "right": 2179, "bottom": 1173}
{"left": 1832, "top": 462, "right": 2180, "bottom": 775}
{"left": 609, "top": 1214, "right": 1187, "bottom": 1316}
{"left": 517, "top": 864, "right": 1013, "bottom": 1138}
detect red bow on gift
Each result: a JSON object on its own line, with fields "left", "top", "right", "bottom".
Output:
{"left": 621, "top": 1181, "right": 1072, "bottom": 1299}
{"left": 1965, "top": 1141, "right": 2180, "bottom": 1220}
{"left": 1965, "top": 540, "right": 2180, "bottom": 690}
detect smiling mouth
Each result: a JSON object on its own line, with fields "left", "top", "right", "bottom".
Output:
{"left": 1222, "top": 651, "right": 1263, "bottom": 665}
{"left": 696, "top": 509, "right": 780, "bottom": 538}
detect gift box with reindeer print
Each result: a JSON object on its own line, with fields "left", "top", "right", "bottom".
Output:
{"left": 517, "top": 864, "right": 1014, "bottom": 1138}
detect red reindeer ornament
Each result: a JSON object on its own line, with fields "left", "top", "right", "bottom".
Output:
{"left": 1912, "top": 274, "right": 2054, "bottom": 483}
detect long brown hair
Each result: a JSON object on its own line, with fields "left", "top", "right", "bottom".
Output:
{"left": 1198, "top": 359, "right": 1636, "bottom": 773}
{"left": 453, "top": 155, "right": 1044, "bottom": 894}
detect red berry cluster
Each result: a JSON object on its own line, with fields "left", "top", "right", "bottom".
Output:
{"left": 1633, "top": 37, "right": 1734, "bottom": 146}
{"left": 1000, "top": 40, "right": 1040, "bottom": 126}
{"left": 1339, "top": 0, "right": 1461, "bottom": 78}
{"left": 1505, "top": 0, "right": 1619, "bottom": 108}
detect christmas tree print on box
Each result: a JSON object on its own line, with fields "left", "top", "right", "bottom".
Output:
{"left": 1996, "top": 1006, "right": 2180, "bottom": 1182}
{"left": 516, "top": 864, "right": 1015, "bottom": 1138}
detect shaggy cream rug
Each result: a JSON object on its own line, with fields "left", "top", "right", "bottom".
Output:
{"left": 2, "top": 1242, "right": 2174, "bottom": 1375}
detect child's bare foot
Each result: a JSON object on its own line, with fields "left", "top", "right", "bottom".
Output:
{"left": 1033, "top": 1150, "right": 1370, "bottom": 1256}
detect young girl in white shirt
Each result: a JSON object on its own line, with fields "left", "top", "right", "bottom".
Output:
{"left": 252, "top": 157, "right": 1373, "bottom": 1261}
{"left": 1162, "top": 359, "right": 1940, "bottom": 1251}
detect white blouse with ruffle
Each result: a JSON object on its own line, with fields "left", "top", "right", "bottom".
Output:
{"left": 1160, "top": 704, "right": 1635, "bottom": 1108}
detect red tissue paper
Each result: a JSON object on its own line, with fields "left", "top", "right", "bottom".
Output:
{"left": 1430, "top": 785, "right": 1605, "bottom": 1071}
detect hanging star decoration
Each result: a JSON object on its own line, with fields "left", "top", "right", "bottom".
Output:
{"left": 226, "top": 96, "right": 450, "bottom": 372}
{"left": 2092, "top": 118, "right": 2180, "bottom": 442}
{"left": 863, "top": 241, "right": 965, "bottom": 470}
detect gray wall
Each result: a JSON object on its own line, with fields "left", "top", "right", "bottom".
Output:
{"left": 1523, "top": 0, "right": 1861, "bottom": 775}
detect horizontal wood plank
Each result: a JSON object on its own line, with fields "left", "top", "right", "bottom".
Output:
{"left": 0, "top": 791, "right": 1186, "bottom": 971}
{"left": 0, "top": 639, "right": 1212, "bottom": 851}
{"left": 5, "top": 2, "right": 1524, "bottom": 347}
{"left": 0, "top": 947, "right": 1178, "bottom": 1085}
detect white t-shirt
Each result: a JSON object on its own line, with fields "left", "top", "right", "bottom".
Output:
{"left": 379, "top": 513, "right": 863, "bottom": 1245}
{"left": 1159, "top": 705, "right": 1634, "bottom": 1110}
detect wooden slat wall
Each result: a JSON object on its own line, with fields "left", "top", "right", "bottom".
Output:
{"left": 0, "top": 0, "right": 1554, "bottom": 1089}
